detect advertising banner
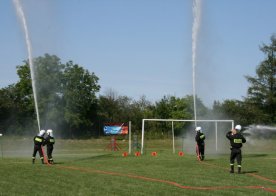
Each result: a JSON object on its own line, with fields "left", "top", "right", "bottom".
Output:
{"left": 104, "top": 123, "right": 128, "bottom": 135}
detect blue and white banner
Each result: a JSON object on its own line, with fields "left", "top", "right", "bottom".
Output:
{"left": 104, "top": 123, "right": 128, "bottom": 135}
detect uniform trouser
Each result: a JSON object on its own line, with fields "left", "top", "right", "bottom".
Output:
{"left": 198, "top": 144, "right": 205, "bottom": 158}
{"left": 47, "top": 145, "right": 54, "bottom": 160}
{"left": 230, "top": 148, "right": 242, "bottom": 166}
{"left": 196, "top": 144, "right": 205, "bottom": 160}
{"left": 32, "top": 145, "right": 43, "bottom": 159}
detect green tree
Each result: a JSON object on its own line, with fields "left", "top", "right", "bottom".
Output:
{"left": 0, "top": 61, "right": 38, "bottom": 135}
{"left": 14, "top": 61, "right": 37, "bottom": 134}
{"left": 97, "top": 92, "right": 154, "bottom": 136}
{"left": 184, "top": 95, "right": 208, "bottom": 119}
{"left": 62, "top": 61, "right": 100, "bottom": 138}
{"left": 245, "top": 35, "right": 276, "bottom": 123}
{"left": 97, "top": 90, "right": 137, "bottom": 135}
{"left": 212, "top": 100, "right": 248, "bottom": 125}
{"left": 0, "top": 85, "right": 33, "bottom": 134}
{"left": 8, "top": 55, "right": 65, "bottom": 134}
{"left": 34, "top": 54, "right": 65, "bottom": 130}
{"left": 97, "top": 89, "right": 120, "bottom": 123}
{"left": 154, "top": 96, "right": 193, "bottom": 120}
{"left": 152, "top": 95, "right": 199, "bottom": 136}
{"left": 130, "top": 95, "right": 154, "bottom": 132}
{"left": 1, "top": 54, "right": 101, "bottom": 138}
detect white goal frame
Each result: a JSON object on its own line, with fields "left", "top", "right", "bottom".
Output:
{"left": 141, "top": 119, "right": 234, "bottom": 154}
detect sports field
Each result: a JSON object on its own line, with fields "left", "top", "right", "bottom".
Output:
{"left": 0, "top": 138, "right": 275, "bottom": 195}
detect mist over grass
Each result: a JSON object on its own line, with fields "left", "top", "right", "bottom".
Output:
{"left": 0, "top": 138, "right": 276, "bottom": 195}
{"left": 180, "top": 122, "right": 233, "bottom": 155}
{"left": 2, "top": 119, "right": 276, "bottom": 162}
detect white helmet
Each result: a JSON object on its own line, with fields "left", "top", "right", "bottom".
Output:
{"left": 46, "top": 129, "right": 53, "bottom": 136}
{"left": 39, "top": 130, "right": 45, "bottom": 136}
{"left": 195, "top": 127, "right": 202, "bottom": 132}
{"left": 235, "top": 125, "right": 242, "bottom": 131}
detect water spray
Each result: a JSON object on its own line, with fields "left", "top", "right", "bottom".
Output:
{"left": 13, "top": 0, "right": 41, "bottom": 132}
{"left": 192, "top": 0, "right": 202, "bottom": 127}
{"left": 243, "top": 125, "right": 276, "bottom": 139}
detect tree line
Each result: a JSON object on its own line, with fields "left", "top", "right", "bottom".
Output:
{"left": 0, "top": 36, "right": 275, "bottom": 138}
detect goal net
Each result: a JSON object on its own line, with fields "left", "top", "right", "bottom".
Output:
{"left": 141, "top": 119, "right": 234, "bottom": 154}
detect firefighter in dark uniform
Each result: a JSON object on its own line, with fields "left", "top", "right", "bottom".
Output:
{"left": 32, "top": 130, "right": 46, "bottom": 164}
{"left": 45, "top": 129, "right": 55, "bottom": 164}
{"left": 195, "top": 126, "right": 205, "bottom": 161}
{"left": 226, "top": 125, "right": 246, "bottom": 173}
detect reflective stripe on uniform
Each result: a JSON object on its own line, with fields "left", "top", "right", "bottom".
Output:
{"left": 50, "top": 139, "right": 55, "bottom": 143}
{"left": 35, "top": 137, "right": 42, "bottom": 142}
{"left": 237, "top": 165, "right": 242, "bottom": 168}
{"left": 234, "top": 139, "right": 242, "bottom": 143}
{"left": 230, "top": 163, "right": 234, "bottom": 166}
{"left": 200, "top": 135, "right": 205, "bottom": 139}
{"left": 40, "top": 157, "right": 44, "bottom": 160}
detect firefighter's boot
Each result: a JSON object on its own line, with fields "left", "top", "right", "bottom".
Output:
{"left": 238, "top": 165, "right": 241, "bottom": 174}
{"left": 230, "top": 164, "right": 234, "bottom": 173}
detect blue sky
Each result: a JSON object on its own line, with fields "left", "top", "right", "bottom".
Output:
{"left": 1, "top": 0, "right": 275, "bottom": 106}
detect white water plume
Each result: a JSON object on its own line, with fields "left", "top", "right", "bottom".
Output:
{"left": 243, "top": 125, "right": 276, "bottom": 139}
{"left": 13, "top": 0, "right": 41, "bottom": 132}
{"left": 192, "top": 0, "right": 202, "bottom": 126}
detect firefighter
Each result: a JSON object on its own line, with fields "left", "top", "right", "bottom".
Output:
{"left": 32, "top": 130, "right": 46, "bottom": 164}
{"left": 45, "top": 129, "right": 55, "bottom": 164}
{"left": 195, "top": 126, "right": 205, "bottom": 161}
{"left": 226, "top": 125, "right": 246, "bottom": 174}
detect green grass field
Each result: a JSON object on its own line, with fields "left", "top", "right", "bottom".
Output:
{"left": 0, "top": 138, "right": 275, "bottom": 195}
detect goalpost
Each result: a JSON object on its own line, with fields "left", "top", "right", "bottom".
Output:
{"left": 141, "top": 119, "right": 234, "bottom": 154}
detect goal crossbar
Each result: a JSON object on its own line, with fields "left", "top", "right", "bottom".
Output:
{"left": 141, "top": 119, "right": 234, "bottom": 154}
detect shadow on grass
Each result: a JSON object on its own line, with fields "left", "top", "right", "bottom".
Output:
{"left": 199, "top": 157, "right": 222, "bottom": 162}
{"left": 244, "top": 154, "right": 268, "bottom": 158}
{"left": 70, "top": 153, "right": 113, "bottom": 162}
{"left": 242, "top": 170, "right": 258, "bottom": 174}
{"left": 202, "top": 159, "right": 216, "bottom": 162}
{"left": 51, "top": 162, "right": 65, "bottom": 165}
